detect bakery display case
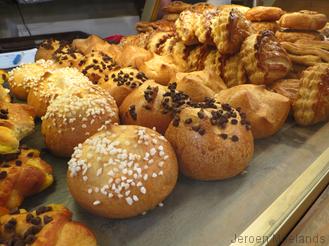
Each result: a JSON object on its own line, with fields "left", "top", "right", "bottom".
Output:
{"left": 0, "top": 1, "right": 329, "bottom": 246}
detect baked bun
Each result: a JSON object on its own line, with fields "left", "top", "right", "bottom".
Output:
{"left": 275, "top": 30, "right": 323, "bottom": 43}
{"left": 52, "top": 45, "right": 84, "bottom": 68}
{"left": 279, "top": 10, "right": 327, "bottom": 31}
{"left": 162, "top": 13, "right": 179, "bottom": 22}
{"left": 0, "top": 147, "right": 53, "bottom": 209}
{"left": 240, "top": 30, "right": 291, "bottom": 85}
{"left": 251, "top": 21, "right": 279, "bottom": 33}
{"left": 163, "top": 1, "right": 191, "bottom": 14}
{"left": 35, "top": 39, "right": 68, "bottom": 61}
{"left": 215, "top": 84, "right": 290, "bottom": 139}
{"left": 246, "top": 6, "right": 284, "bottom": 22}
{"left": 67, "top": 125, "right": 178, "bottom": 219}
{"left": 136, "top": 54, "right": 183, "bottom": 85}
{"left": 120, "top": 80, "right": 190, "bottom": 134}
{"left": 0, "top": 102, "right": 35, "bottom": 154}
{"left": 76, "top": 50, "right": 119, "bottom": 85}
{"left": 270, "top": 78, "right": 301, "bottom": 104}
{"left": 8, "top": 60, "right": 56, "bottom": 100}
{"left": 170, "top": 70, "right": 226, "bottom": 102}
{"left": 221, "top": 52, "right": 248, "bottom": 88}
{"left": 41, "top": 86, "right": 118, "bottom": 157}
{"left": 27, "top": 67, "right": 92, "bottom": 117}
{"left": 218, "top": 4, "right": 250, "bottom": 14}
{"left": 0, "top": 204, "right": 97, "bottom": 246}
{"left": 99, "top": 67, "right": 148, "bottom": 106}
{"left": 165, "top": 98, "right": 254, "bottom": 180}
{"left": 72, "top": 34, "right": 109, "bottom": 55}
{"left": 293, "top": 63, "right": 329, "bottom": 126}
{"left": 117, "top": 45, "right": 153, "bottom": 68}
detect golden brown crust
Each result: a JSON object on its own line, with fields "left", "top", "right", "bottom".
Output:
{"left": 119, "top": 33, "right": 150, "bottom": 48}
{"left": 279, "top": 10, "right": 327, "bottom": 31}
{"left": 187, "top": 2, "right": 215, "bottom": 13}
{"left": 240, "top": 31, "right": 291, "bottom": 85}
{"left": 35, "top": 39, "right": 69, "bottom": 61}
{"left": 163, "top": 1, "right": 191, "bottom": 14}
{"left": 295, "top": 39, "right": 329, "bottom": 51}
{"left": 246, "top": 6, "right": 285, "bottom": 22}
{"left": 41, "top": 86, "right": 119, "bottom": 157}
{"left": 145, "top": 31, "right": 175, "bottom": 54}
{"left": 67, "top": 125, "right": 178, "bottom": 219}
{"left": 116, "top": 45, "right": 153, "bottom": 68}
{"left": 0, "top": 148, "right": 53, "bottom": 209}
{"left": 72, "top": 34, "right": 108, "bottom": 55}
{"left": 0, "top": 204, "right": 97, "bottom": 246}
{"left": 221, "top": 53, "right": 248, "bottom": 88}
{"left": 162, "top": 13, "right": 179, "bottom": 22}
{"left": 52, "top": 45, "right": 84, "bottom": 68}
{"left": 275, "top": 30, "right": 323, "bottom": 43}
{"left": 0, "top": 103, "right": 35, "bottom": 154}
{"left": 195, "top": 9, "right": 220, "bottom": 45}
{"left": 215, "top": 84, "right": 290, "bottom": 139}
{"left": 0, "top": 72, "right": 10, "bottom": 103}
{"left": 136, "top": 20, "right": 175, "bottom": 33}
{"left": 159, "top": 37, "right": 188, "bottom": 69}
{"left": 165, "top": 99, "right": 254, "bottom": 180}
{"left": 170, "top": 70, "right": 226, "bottom": 102}
{"left": 175, "top": 10, "right": 200, "bottom": 45}
{"left": 251, "top": 21, "right": 279, "bottom": 33}
{"left": 293, "top": 63, "right": 329, "bottom": 126}
{"left": 270, "top": 78, "right": 301, "bottom": 104}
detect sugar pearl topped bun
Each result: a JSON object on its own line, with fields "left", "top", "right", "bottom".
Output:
{"left": 76, "top": 50, "right": 119, "bottom": 85}
{"left": 67, "top": 125, "right": 178, "bottom": 219}
{"left": 99, "top": 67, "right": 148, "bottom": 106}
{"left": 41, "top": 86, "right": 119, "bottom": 157}
{"left": 165, "top": 98, "right": 254, "bottom": 180}
{"left": 27, "top": 67, "right": 92, "bottom": 117}
{"left": 35, "top": 39, "right": 68, "bottom": 61}
{"left": 120, "top": 80, "right": 190, "bottom": 134}
{"left": 8, "top": 60, "right": 56, "bottom": 100}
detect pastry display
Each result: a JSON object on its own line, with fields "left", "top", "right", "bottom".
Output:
{"left": 240, "top": 30, "right": 291, "bottom": 85}
{"left": 27, "top": 67, "right": 93, "bottom": 117}
{"left": 293, "top": 63, "right": 329, "bottom": 126}
{"left": 99, "top": 67, "right": 148, "bottom": 106}
{"left": 120, "top": 81, "right": 190, "bottom": 134}
{"left": 245, "top": 6, "right": 284, "bottom": 22}
{"left": 0, "top": 204, "right": 97, "bottom": 246}
{"left": 41, "top": 86, "right": 119, "bottom": 157}
{"left": 270, "top": 78, "right": 301, "bottom": 104}
{"left": 215, "top": 85, "right": 290, "bottom": 139}
{"left": 8, "top": 60, "right": 56, "bottom": 100}
{"left": 0, "top": 148, "right": 53, "bottom": 209}
{"left": 67, "top": 125, "right": 178, "bottom": 219}
{"left": 0, "top": 102, "right": 35, "bottom": 154}
{"left": 165, "top": 99, "right": 254, "bottom": 180}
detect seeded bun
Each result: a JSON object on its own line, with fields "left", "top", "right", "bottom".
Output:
{"left": 99, "top": 67, "right": 148, "bottom": 106}
{"left": 67, "top": 125, "right": 178, "bottom": 219}
{"left": 165, "top": 99, "right": 254, "bottom": 180}
{"left": 215, "top": 84, "right": 290, "bottom": 139}
{"left": 41, "top": 86, "right": 119, "bottom": 157}
{"left": 8, "top": 60, "right": 56, "bottom": 100}
{"left": 35, "top": 39, "right": 68, "bottom": 61}
{"left": 27, "top": 67, "right": 93, "bottom": 117}
{"left": 120, "top": 80, "right": 190, "bottom": 134}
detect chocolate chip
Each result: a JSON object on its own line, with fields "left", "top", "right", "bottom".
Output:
{"left": 30, "top": 216, "right": 41, "bottom": 225}
{"left": 197, "top": 111, "right": 205, "bottom": 119}
{"left": 0, "top": 171, "right": 7, "bottom": 180}
{"left": 172, "top": 116, "right": 180, "bottom": 127}
{"left": 4, "top": 218, "right": 17, "bottom": 232}
{"left": 36, "top": 206, "right": 52, "bottom": 215}
{"left": 184, "top": 118, "right": 192, "bottom": 124}
{"left": 231, "top": 119, "right": 238, "bottom": 125}
{"left": 128, "top": 105, "right": 137, "bottom": 121}
{"left": 198, "top": 128, "right": 206, "bottom": 135}
{"left": 219, "top": 133, "right": 228, "bottom": 140}
{"left": 43, "top": 215, "right": 53, "bottom": 225}
{"left": 24, "top": 234, "right": 36, "bottom": 244}
{"left": 15, "top": 160, "right": 22, "bottom": 166}
{"left": 231, "top": 135, "right": 239, "bottom": 142}
{"left": 9, "top": 208, "right": 20, "bottom": 215}
{"left": 23, "top": 225, "right": 42, "bottom": 237}
{"left": 26, "top": 213, "right": 34, "bottom": 223}
{"left": 0, "top": 109, "right": 8, "bottom": 114}
{"left": 192, "top": 125, "right": 200, "bottom": 132}
{"left": 27, "top": 152, "right": 34, "bottom": 158}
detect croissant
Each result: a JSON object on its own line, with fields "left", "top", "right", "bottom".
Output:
{"left": 0, "top": 148, "right": 53, "bottom": 209}
{"left": 0, "top": 204, "right": 97, "bottom": 246}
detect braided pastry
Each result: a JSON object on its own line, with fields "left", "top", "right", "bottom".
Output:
{"left": 146, "top": 31, "right": 175, "bottom": 54}
{"left": 240, "top": 30, "right": 291, "bottom": 85}
{"left": 0, "top": 204, "right": 96, "bottom": 245}
{"left": 270, "top": 79, "right": 301, "bottom": 104}
{"left": 160, "top": 36, "right": 188, "bottom": 69}
{"left": 221, "top": 53, "right": 247, "bottom": 88}
{"left": 0, "top": 148, "right": 53, "bottom": 209}
{"left": 293, "top": 63, "right": 329, "bottom": 126}
{"left": 175, "top": 10, "right": 200, "bottom": 45}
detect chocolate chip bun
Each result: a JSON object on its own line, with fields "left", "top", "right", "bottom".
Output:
{"left": 41, "top": 86, "right": 119, "bottom": 157}
{"left": 27, "top": 67, "right": 93, "bottom": 117}
{"left": 52, "top": 45, "right": 84, "bottom": 68}
{"left": 120, "top": 80, "right": 190, "bottom": 134}
{"left": 165, "top": 98, "right": 254, "bottom": 180}
{"left": 215, "top": 84, "right": 290, "bottom": 139}
{"left": 8, "top": 60, "right": 56, "bottom": 100}
{"left": 67, "top": 125, "right": 178, "bottom": 219}
{"left": 35, "top": 39, "right": 69, "bottom": 61}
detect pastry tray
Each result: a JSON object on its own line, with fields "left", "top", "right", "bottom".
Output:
{"left": 20, "top": 118, "right": 329, "bottom": 246}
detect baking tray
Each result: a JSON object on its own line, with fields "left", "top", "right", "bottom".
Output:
{"left": 19, "top": 117, "right": 329, "bottom": 246}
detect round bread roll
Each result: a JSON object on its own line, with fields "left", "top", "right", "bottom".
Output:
{"left": 215, "top": 84, "right": 290, "bottom": 139}
{"left": 76, "top": 50, "right": 119, "bottom": 85}
{"left": 52, "top": 45, "right": 84, "bottom": 68}
{"left": 120, "top": 80, "right": 190, "bottom": 134}
{"left": 99, "top": 67, "right": 148, "bottom": 106}
{"left": 67, "top": 125, "right": 178, "bottom": 219}
{"left": 165, "top": 99, "right": 254, "bottom": 180}
{"left": 251, "top": 21, "right": 279, "bottom": 33}
{"left": 269, "top": 78, "right": 301, "bottom": 104}
{"left": 35, "top": 39, "right": 68, "bottom": 61}
{"left": 41, "top": 86, "right": 119, "bottom": 157}
{"left": 279, "top": 10, "right": 327, "bottom": 31}
{"left": 240, "top": 30, "right": 292, "bottom": 85}
{"left": 218, "top": 4, "right": 250, "bottom": 14}
{"left": 170, "top": 70, "right": 226, "bottom": 102}
{"left": 246, "top": 6, "right": 285, "bottom": 22}
{"left": 27, "top": 67, "right": 92, "bottom": 117}
{"left": 8, "top": 60, "right": 56, "bottom": 100}
{"left": 275, "top": 30, "right": 323, "bottom": 43}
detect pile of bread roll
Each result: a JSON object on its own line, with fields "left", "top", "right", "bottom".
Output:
{"left": 2, "top": 1, "right": 329, "bottom": 222}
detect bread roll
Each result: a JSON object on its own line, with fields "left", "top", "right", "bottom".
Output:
{"left": 245, "top": 6, "right": 285, "bottom": 22}
{"left": 116, "top": 45, "right": 153, "bottom": 68}
{"left": 67, "top": 125, "right": 178, "bottom": 219}
{"left": 165, "top": 98, "right": 254, "bottom": 180}
{"left": 215, "top": 84, "right": 290, "bottom": 139}
{"left": 72, "top": 34, "right": 109, "bottom": 55}
{"left": 52, "top": 45, "right": 84, "bottom": 68}
{"left": 35, "top": 39, "right": 68, "bottom": 61}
